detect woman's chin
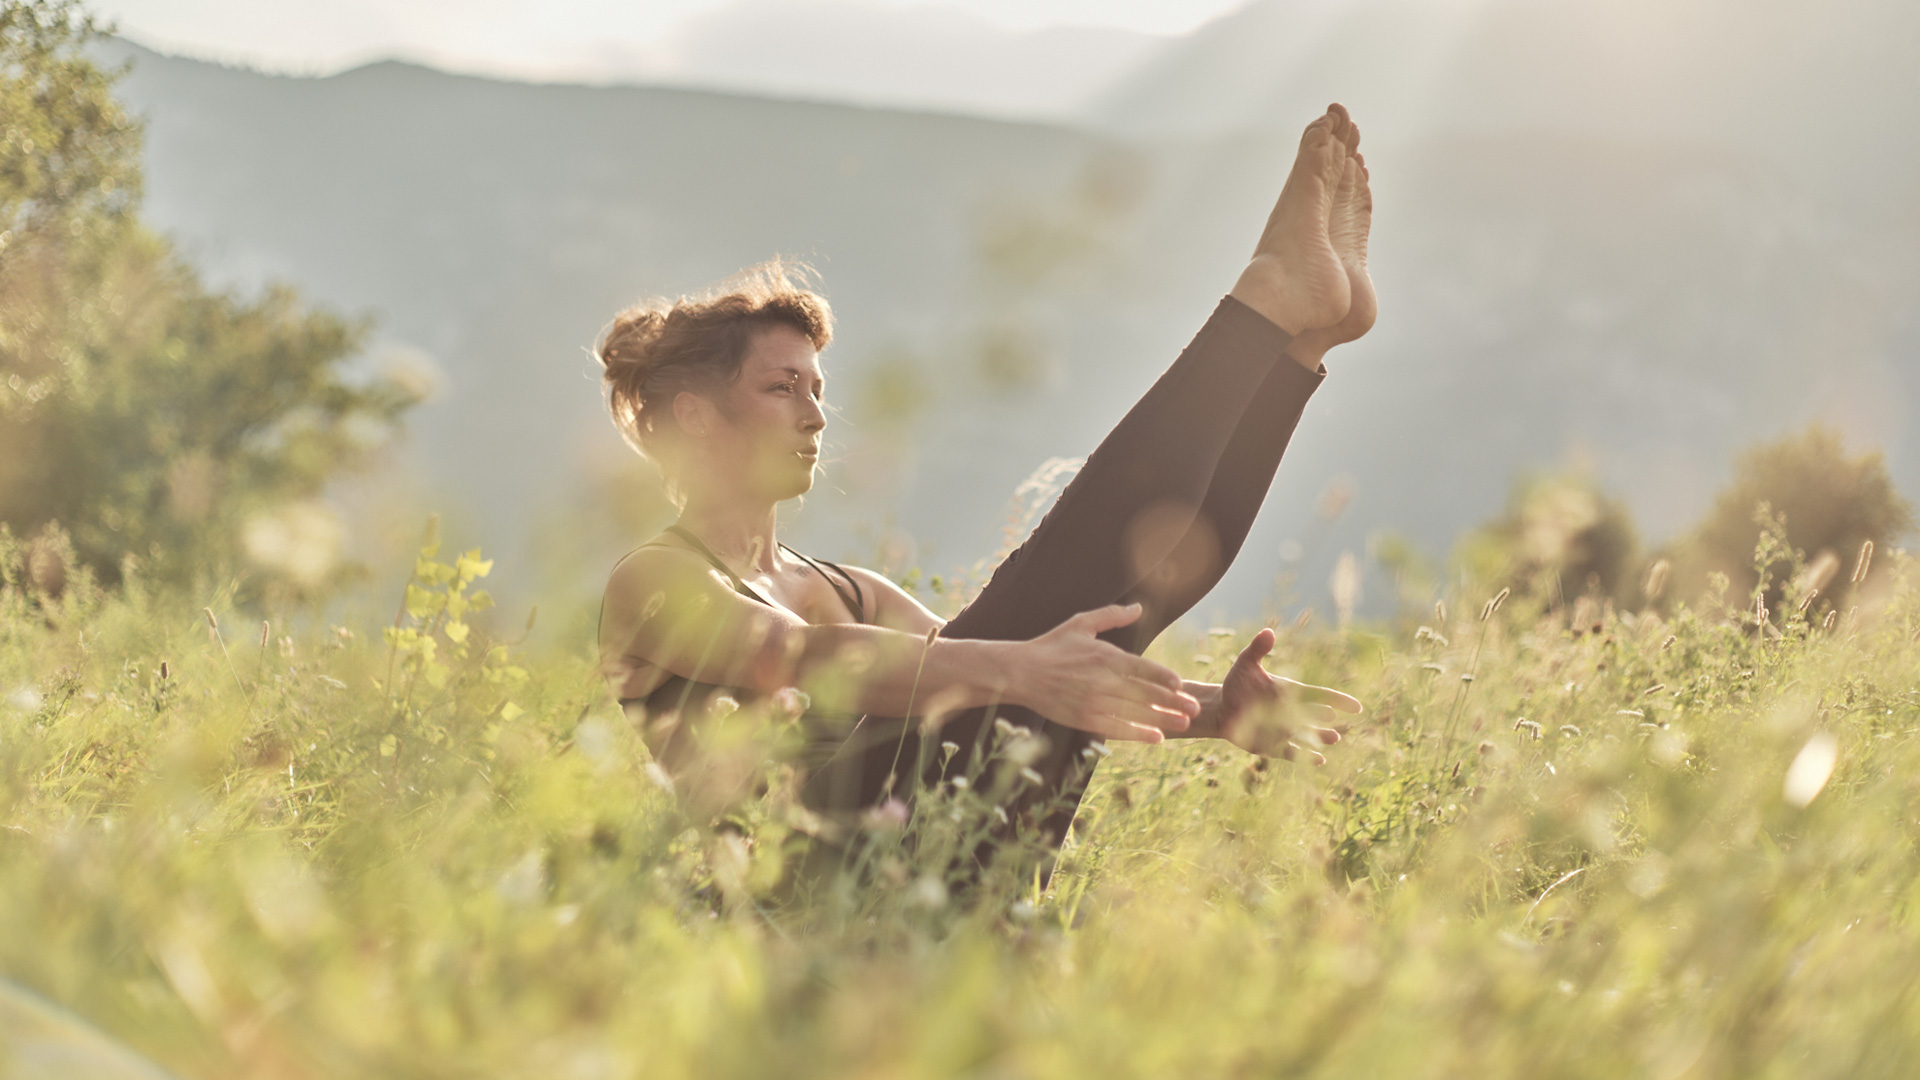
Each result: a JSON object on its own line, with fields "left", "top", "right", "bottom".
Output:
{"left": 774, "top": 467, "right": 816, "bottom": 501}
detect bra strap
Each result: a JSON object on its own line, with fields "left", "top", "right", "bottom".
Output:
{"left": 781, "top": 544, "right": 868, "bottom": 625}
{"left": 653, "top": 525, "right": 865, "bottom": 623}
{"left": 654, "top": 525, "right": 775, "bottom": 607}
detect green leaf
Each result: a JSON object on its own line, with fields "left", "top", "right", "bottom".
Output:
{"left": 456, "top": 550, "right": 494, "bottom": 584}
{"left": 405, "top": 583, "right": 439, "bottom": 620}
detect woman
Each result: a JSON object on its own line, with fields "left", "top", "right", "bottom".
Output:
{"left": 598, "top": 105, "right": 1375, "bottom": 871}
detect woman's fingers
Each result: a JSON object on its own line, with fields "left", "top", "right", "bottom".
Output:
{"left": 1275, "top": 741, "right": 1327, "bottom": 766}
{"left": 1104, "top": 669, "right": 1199, "bottom": 720}
{"left": 1130, "top": 683, "right": 1200, "bottom": 726}
{"left": 1237, "top": 626, "right": 1277, "bottom": 664}
{"left": 1086, "top": 690, "right": 1189, "bottom": 734}
{"left": 1074, "top": 707, "right": 1166, "bottom": 743}
{"left": 1309, "top": 725, "right": 1342, "bottom": 745}
{"left": 1120, "top": 652, "right": 1187, "bottom": 693}
{"left": 1279, "top": 677, "right": 1364, "bottom": 714}
{"left": 1066, "top": 602, "right": 1144, "bottom": 636}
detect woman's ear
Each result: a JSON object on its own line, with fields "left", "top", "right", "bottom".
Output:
{"left": 672, "top": 390, "right": 712, "bottom": 438}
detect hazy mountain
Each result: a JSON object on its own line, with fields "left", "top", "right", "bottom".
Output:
{"left": 1090, "top": 0, "right": 1920, "bottom": 200}
{"left": 599, "top": 0, "right": 1167, "bottom": 121}
{"left": 1085, "top": 0, "right": 1920, "bottom": 600}
{"left": 113, "top": 0, "right": 1171, "bottom": 124}
{"left": 97, "top": 1, "right": 1918, "bottom": 626}
{"left": 102, "top": 40, "right": 1154, "bottom": 607}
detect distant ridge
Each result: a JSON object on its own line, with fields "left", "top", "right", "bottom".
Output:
{"left": 1089, "top": 0, "right": 1920, "bottom": 200}
{"left": 109, "top": 0, "right": 1173, "bottom": 124}
{"left": 101, "top": 23, "right": 1918, "bottom": 622}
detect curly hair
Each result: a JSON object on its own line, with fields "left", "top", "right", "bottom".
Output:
{"left": 594, "top": 259, "right": 834, "bottom": 474}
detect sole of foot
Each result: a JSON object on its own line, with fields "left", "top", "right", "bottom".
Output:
{"left": 1230, "top": 104, "right": 1356, "bottom": 337}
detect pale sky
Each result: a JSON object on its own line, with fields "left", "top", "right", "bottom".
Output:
{"left": 95, "top": 0, "right": 1249, "bottom": 78}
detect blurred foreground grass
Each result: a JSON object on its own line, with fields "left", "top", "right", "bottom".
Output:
{"left": 3, "top": 535, "right": 1920, "bottom": 1080}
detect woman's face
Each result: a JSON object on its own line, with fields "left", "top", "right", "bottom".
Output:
{"left": 683, "top": 324, "right": 826, "bottom": 502}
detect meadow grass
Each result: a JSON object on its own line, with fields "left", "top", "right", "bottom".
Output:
{"left": 3, "top": 533, "right": 1919, "bottom": 1079}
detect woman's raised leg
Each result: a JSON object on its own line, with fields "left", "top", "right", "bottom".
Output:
{"left": 801, "top": 107, "right": 1363, "bottom": 866}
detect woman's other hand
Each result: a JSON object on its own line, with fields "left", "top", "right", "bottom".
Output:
{"left": 1011, "top": 603, "right": 1201, "bottom": 743}
{"left": 1217, "top": 627, "right": 1362, "bottom": 763}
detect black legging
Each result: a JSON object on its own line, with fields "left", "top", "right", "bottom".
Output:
{"left": 801, "top": 296, "right": 1323, "bottom": 866}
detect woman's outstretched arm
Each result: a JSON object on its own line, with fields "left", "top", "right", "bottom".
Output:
{"left": 600, "top": 547, "right": 1200, "bottom": 742}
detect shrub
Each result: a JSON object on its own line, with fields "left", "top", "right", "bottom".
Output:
{"left": 1458, "top": 472, "right": 1639, "bottom": 608}
{"left": 0, "top": 0, "right": 418, "bottom": 603}
{"left": 1665, "top": 424, "right": 1913, "bottom": 617}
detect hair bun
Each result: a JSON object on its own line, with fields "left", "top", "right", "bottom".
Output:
{"left": 596, "top": 307, "right": 668, "bottom": 376}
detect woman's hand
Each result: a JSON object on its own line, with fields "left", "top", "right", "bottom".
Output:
{"left": 1009, "top": 603, "right": 1201, "bottom": 743}
{"left": 1216, "top": 627, "right": 1362, "bottom": 763}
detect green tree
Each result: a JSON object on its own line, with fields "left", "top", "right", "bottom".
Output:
{"left": 1667, "top": 424, "right": 1913, "bottom": 616}
{"left": 0, "top": 1, "right": 418, "bottom": 600}
{"left": 0, "top": 0, "right": 137, "bottom": 252}
{"left": 1458, "top": 472, "right": 1639, "bottom": 608}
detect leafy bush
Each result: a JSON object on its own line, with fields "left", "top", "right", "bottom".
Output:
{"left": 0, "top": 1, "right": 418, "bottom": 602}
{"left": 1666, "top": 424, "right": 1913, "bottom": 617}
{"left": 1457, "top": 472, "right": 1640, "bottom": 609}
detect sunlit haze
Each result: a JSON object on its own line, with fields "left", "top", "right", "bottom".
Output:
{"left": 94, "top": 0, "right": 1249, "bottom": 78}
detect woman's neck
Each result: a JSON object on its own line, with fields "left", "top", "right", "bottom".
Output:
{"left": 674, "top": 498, "right": 781, "bottom": 572}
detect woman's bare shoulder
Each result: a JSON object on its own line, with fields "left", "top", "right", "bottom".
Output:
{"left": 835, "top": 563, "right": 945, "bottom": 634}
{"left": 599, "top": 542, "right": 744, "bottom": 626}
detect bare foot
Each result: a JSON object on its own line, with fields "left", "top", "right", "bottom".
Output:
{"left": 1229, "top": 104, "right": 1355, "bottom": 337}
{"left": 1288, "top": 133, "right": 1376, "bottom": 370}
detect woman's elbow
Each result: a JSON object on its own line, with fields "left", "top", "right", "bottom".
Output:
{"left": 739, "top": 616, "right": 806, "bottom": 696}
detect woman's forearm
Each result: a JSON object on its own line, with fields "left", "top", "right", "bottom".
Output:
{"left": 760, "top": 621, "right": 1021, "bottom": 718}
{"left": 739, "top": 606, "right": 1196, "bottom": 740}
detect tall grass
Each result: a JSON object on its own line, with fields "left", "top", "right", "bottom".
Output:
{"left": 2, "top": 525, "right": 1918, "bottom": 1079}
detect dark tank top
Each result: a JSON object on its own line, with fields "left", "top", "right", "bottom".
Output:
{"left": 605, "top": 525, "right": 869, "bottom": 775}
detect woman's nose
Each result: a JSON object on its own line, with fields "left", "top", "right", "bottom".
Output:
{"left": 800, "top": 399, "right": 826, "bottom": 432}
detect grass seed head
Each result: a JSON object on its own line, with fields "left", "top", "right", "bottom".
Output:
{"left": 1481, "top": 587, "right": 1511, "bottom": 621}
{"left": 1643, "top": 558, "right": 1671, "bottom": 603}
